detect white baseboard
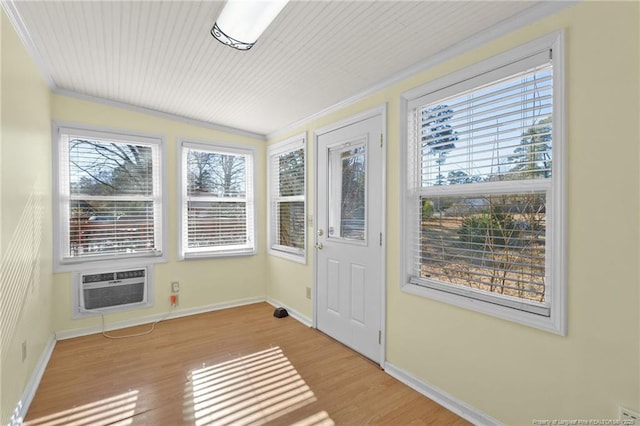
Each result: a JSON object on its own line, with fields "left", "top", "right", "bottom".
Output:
{"left": 13, "top": 304, "right": 497, "bottom": 426}
{"left": 9, "top": 335, "right": 57, "bottom": 426}
{"left": 384, "top": 362, "right": 503, "bottom": 426}
{"left": 55, "top": 296, "right": 266, "bottom": 340}
{"left": 266, "top": 297, "right": 313, "bottom": 327}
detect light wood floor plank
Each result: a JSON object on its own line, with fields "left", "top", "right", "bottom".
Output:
{"left": 25, "top": 303, "right": 470, "bottom": 425}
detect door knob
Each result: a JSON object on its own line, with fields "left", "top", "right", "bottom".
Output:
{"left": 317, "top": 229, "right": 324, "bottom": 236}
{"left": 315, "top": 242, "right": 323, "bottom": 250}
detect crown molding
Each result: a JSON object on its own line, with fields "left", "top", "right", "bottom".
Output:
{"left": 266, "top": 1, "right": 576, "bottom": 141}
{"left": 53, "top": 88, "right": 267, "bottom": 141}
{"left": 1, "top": 0, "right": 56, "bottom": 88}
{"left": 3, "top": 0, "right": 575, "bottom": 142}
{"left": 2, "top": 0, "right": 267, "bottom": 141}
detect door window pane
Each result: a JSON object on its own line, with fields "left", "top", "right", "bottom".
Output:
{"left": 329, "top": 144, "right": 366, "bottom": 241}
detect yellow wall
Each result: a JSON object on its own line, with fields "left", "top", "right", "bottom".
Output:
{"left": 2, "top": 1, "right": 639, "bottom": 424}
{"left": 0, "top": 10, "right": 53, "bottom": 424}
{"left": 50, "top": 95, "right": 268, "bottom": 334}
{"left": 267, "top": 2, "right": 640, "bottom": 424}
{"left": 268, "top": 245, "right": 314, "bottom": 317}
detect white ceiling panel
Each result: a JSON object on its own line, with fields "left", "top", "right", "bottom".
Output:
{"left": 5, "top": 0, "right": 570, "bottom": 136}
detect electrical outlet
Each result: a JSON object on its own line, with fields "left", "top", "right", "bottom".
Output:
{"left": 170, "top": 294, "right": 178, "bottom": 308}
{"left": 171, "top": 281, "right": 179, "bottom": 293}
{"left": 21, "top": 340, "right": 27, "bottom": 362}
{"left": 306, "top": 287, "right": 311, "bottom": 299}
{"left": 620, "top": 407, "right": 640, "bottom": 424}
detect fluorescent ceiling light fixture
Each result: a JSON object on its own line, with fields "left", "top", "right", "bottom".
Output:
{"left": 211, "top": 0, "right": 289, "bottom": 51}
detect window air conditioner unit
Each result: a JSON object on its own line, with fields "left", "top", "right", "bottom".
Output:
{"left": 73, "top": 266, "right": 153, "bottom": 318}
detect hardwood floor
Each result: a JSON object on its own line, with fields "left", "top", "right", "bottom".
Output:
{"left": 25, "top": 303, "right": 470, "bottom": 425}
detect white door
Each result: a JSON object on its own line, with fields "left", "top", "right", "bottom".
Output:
{"left": 315, "top": 112, "right": 384, "bottom": 364}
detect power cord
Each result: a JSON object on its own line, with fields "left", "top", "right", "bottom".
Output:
{"left": 79, "top": 306, "right": 174, "bottom": 340}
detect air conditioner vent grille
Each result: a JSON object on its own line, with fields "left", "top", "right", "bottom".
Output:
{"left": 83, "top": 282, "right": 145, "bottom": 310}
{"left": 73, "top": 266, "right": 152, "bottom": 317}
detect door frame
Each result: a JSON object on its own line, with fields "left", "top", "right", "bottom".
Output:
{"left": 312, "top": 104, "right": 387, "bottom": 366}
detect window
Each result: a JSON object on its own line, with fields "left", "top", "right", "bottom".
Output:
{"left": 329, "top": 144, "right": 367, "bottom": 242}
{"left": 53, "top": 124, "right": 165, "bottom": 271}
{"left": 401, "top": 33, "right": 565, "bottom": 334}
{"left": 179, "top": 140, "right": 256, "bottom": 258}
{"left": 268, "top": 134, "right": 306, "bottom": 262}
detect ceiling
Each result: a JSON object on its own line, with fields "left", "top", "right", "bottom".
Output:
{"left": 4, "top": 1, "right": 570, "bottom": 138}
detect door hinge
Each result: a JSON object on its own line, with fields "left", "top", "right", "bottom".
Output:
{"left": 379, "top": 233, "right": 383, "bottom": 246}
{"left": 380, "top": 133, "right": 383, "bottom": 148}
{"left": 378, "top": 330, "right": 382, "bottom": 344}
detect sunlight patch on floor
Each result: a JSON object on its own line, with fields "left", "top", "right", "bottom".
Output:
{"left": 25, "top": 390, "right": 138, "bottom": 426}
{"left": 184, "top": 346, "right": 329, "bottom": 425}
{"left": 290, "top": 411, "right": 335, "bottom": 426}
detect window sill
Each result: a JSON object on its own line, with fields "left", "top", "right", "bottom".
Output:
{"left": 400, "top": 281, "right": 566, "bottom": 336}
{"left": 268, "top": 247, "right": 306, "bottom": 264}
{"left": 54, "top": 253, "right": 167, "bottom": 273}
{"left": 180, "top": 249, "right": 256, "bottom": 260}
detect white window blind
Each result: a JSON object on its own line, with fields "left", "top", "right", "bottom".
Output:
{"left": 406, "top": 49, "right": 557, "bottom": 318}
{"left": 180, "top": 142, "right": 255, "bottom": 258}
{"left": 56, "top": 127, "right": 163, "bottom": 265}
{"left": 268, "top": 136, "right": 306, "bottom": 259}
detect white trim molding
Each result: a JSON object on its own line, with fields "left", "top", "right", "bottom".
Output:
{"left": 177, "top": 140, "right": 258, "bottom": 260}
{"left": 1, "top": 1, "right": 266, "bottom": 141}
{"left": 384, "top": 362, "right": 504, "bottom": 426}
{"left": 1, "top": 0, "right": 56, "bottom": 88}
{"left": 314, "top": 105, "right": 387, "bottom": 139}
{"left": 9, "top": 335, "right": 57, "bottom": 426}
{"left": 267, "top": 133, "right": 308, "bottom": 264}
{"left": 267, "top": 2, "right": 575, "bottom": 140}
{"left": 3, "top": 0, "right": 573, "bottom": 142}
{"left": 266, "top": 297, "right": 313, "bottom": 327}
{"left": 54, "top": 297, "right": 265, "bottom": 340}
{"left": 55, "top": 297, "right": 314, "bottom": 342}
{"left": 51, "top": 121, "right": 169, "bottom": 273}
{"left": 54, "top": 89, "right": 267, "bottom": 141}
{"left": 313, "top": 103, "right": 388, "bottom": 366}
{"left": 399, "top": 31, "right": 567, "bottom": 335}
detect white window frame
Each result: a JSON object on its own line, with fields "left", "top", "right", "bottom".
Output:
{"left": 267, "top": 133, "right": 307, "bottom": 263}
{"left": 52, "top": 122, "right": 167, "bottom": 273}
{"left": 400, "top": 32, "right": 566, "bottom": 335}
{"left": 178, "top": 139, "right": 257, "bottom": 259}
